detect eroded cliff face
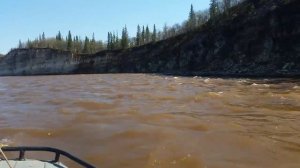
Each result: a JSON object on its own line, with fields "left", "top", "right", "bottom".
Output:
{"left": 0, "top": 0, "right": 299, "bottom": 77}
{"left": 0, "top": 49, "right": 77, "bottom": 75}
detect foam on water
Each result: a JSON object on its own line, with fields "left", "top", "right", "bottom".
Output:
{"left": 0, "top": 138, "right": 13, "bottom": 146}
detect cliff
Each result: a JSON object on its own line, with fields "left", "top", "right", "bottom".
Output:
{"left": 0, "top": 0, "right": 299, "bottom": 77}
{"left": 0, "top": 49, "right": 77, "bottom": 75}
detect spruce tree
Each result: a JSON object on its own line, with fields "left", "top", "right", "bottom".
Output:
{"left": 124, "top": 27, "right": 128, "bottom": 48}
{"left": 42, "top": 32, "right": 46, "bottom": 40}
{"left": 18, "top": 40, "right": 22, "bottom": 48}
{"left": 163, "top": 24, "right": 168, "bottom": 39}
{"left": 188, "top": 4, "right": 197, "bottom": 29}
{"left": 107, "top": 32, "right": 111, "bottom": 50}
{"left": 56, "top": 31, "right": 62, "bottom": 41}
{"left": 67, "top": 31, "right": 73, "bottom": 51}
{"left": 55, "top": 31, "right": 63, "bottom": 50}
{"left": 121, "top": 26, "right": 129, "bottom": 49}
{"left": 74, "top": 36, "right": 81, "bottom": 53}
{"left": 141, "top": 26, "right": 145, "bottom": 45}
{"left": 145, "top": 25, "right": 150, "bottom": 43}
{"left": 83, "top": 36, "right": 89, "bottom": 53}
{"left": 152, "top": 24, "right": 157, "bottom": 42}
{"left": 91, "top": 33, "right": 96, "bottom": 53}
{"left": 136, "top": 25, "right": 141, "bottom": 46}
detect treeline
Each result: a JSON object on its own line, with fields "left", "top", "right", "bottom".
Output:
{"left": 154, "top": 0, "right": 245, "bottom": 40}
{"left": 18, "top": 31, "right": 105, "bottom": 54}
{"left": 17, "top": 0, "right": 244, "bottom": 54}
{"left": 107, "top": 0, "right": 245, "bottom": 50}
{"left": 106, "top": 24, "right": 157, "bottom": 50}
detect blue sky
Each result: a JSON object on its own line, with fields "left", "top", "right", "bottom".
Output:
{"left": 0, "top": 0, "right": 210, "bottom": 54}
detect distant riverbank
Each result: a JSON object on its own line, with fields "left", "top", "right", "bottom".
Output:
{"left": 0, "top": 0, "right": 299, "bottom": 77}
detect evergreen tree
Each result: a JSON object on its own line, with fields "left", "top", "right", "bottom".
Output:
{"left": 18, "top": 40, "right": 22, "bottom": 48}
{"left": 209, "top": 0, "right": 219, "bottom": 19}
{"left": 83, "top": 36, "right": 89, "bottom": 53}
{"left": 56, "top": 31, "right": 62, "bottom": 41}
{"left": 67, "top": 31, "right": 73, "bottom": 51}
{"left": 42, "top": 32, "right": 46, "bottom": 40}
{"left": 107, "top": 32, "right": 111, "bottom": 50}
{"left": 188, "top": 4, "right": 197, "bottom": 29}
{"left": 152, "top": 24, "right": 157, "bottom": 42}
{"left": 55, "top": 31, "right": 63, "bottom": 50}
{"left": 91, "top": 33, "right": 96, "bottom": 53}
{"left": 121, "top": 26, "right": 129, "bottom": 49}
{"left": 163, "top": 24, "right": 168, "bottom": 39}
{"left": 136, "top": 25, "right": 141, "bottom": 46}
{"left": 141, "top": 26, "right": 145, "bottom": 45}
{"left": 145, "top": 25, "right": 150, "bottom": 43}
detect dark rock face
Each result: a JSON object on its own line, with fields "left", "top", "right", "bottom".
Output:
{"left": 0, "top": 0, "right": 299, "bottom": 77}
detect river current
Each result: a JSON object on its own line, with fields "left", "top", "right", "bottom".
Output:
{"left": 0, "top": 74, "right": 299, "bottom": 168}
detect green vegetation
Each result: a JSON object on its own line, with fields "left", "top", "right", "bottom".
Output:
{"left": 67, "top": 31, "right": 72, "bottom": 51}
{"left": 18, "top": 31, "right": 104, "bottom": 54}
{"left": 188, "top": 5, "right": 197, "bottom": 30}
{"left": 210, "top": 0, "right": 220, "bottom": 19}
{"left": 16, "top": 0, "right": 243, "bottom": 54}
{"left": 121, "top": 26, "right": 129, "bottom": 49}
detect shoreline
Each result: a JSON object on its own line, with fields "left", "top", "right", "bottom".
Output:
{"left": 0, "top": 0, "right": 299, "bottom": 78}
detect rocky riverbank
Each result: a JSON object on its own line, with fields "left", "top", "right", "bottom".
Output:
{"left": 0, "top": 0, "right": 299, "bottom": 77}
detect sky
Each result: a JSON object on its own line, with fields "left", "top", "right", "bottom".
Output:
{"left": 0, "top": 0, "right": 210, "bottom": 54}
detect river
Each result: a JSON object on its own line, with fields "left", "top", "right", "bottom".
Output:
{"left": 0, "top": 74, "right": 300, "bottom": 168}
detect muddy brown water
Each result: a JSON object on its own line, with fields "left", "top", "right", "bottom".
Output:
{"left": 0, "top": 74, "right": 300, "bottom": 168}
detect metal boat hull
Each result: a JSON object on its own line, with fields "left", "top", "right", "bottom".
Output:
{"left": 0, "top": 159, "right": 67, "bottom": 168}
